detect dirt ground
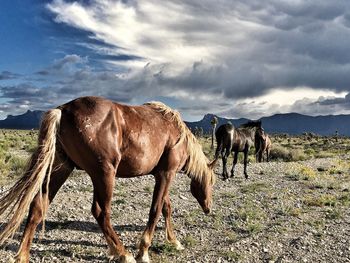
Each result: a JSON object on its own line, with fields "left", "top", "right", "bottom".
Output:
{"left": 1, "top": 157, "right": 350, "bottom": 263}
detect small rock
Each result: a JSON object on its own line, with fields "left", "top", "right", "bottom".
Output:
{"left": 251, "top": 242, "right": 258, "bottom": 247}
{"left": 179, "top": 194, "right": 188, "bottom": 200}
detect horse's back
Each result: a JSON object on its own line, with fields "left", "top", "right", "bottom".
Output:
{"left": 232, "top": 128, "right": 252, "bottom": 152}
{"left": 57, "top": 96, "right": 182, "bottom": 177}
{"left": 215, "top": 124, "right": 235, "bottom": 151}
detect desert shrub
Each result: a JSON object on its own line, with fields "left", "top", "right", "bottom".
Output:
{"left": 299, "top": 166, "right": 317, "bottom": 180}
{"left": 286, "top": 165, "right": 316, "bottom": 181}
{"left": 303, "top": 194, "right": 337, "bottom": 207}
{"left": 270, "top": 145, "right": 290, "bottom": 161}
{"left": 289, "top": 148, "right": 307, "bottom": 161}
{"left": 314, "top": 152, "right": 335, "bottom": 158}
{"left": 270, "top": 145, "right": 307, "bottom": 162}
{"left": 304, "top": 148, "right": 315, "bottom": 156}
{"left": 9, "top": 155, "right": 28, "bottom": 176}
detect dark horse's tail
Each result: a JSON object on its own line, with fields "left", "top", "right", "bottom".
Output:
{"left": 255, "top": 136, "right": 263, "bottom": 162}
{"left": 0, "top": 109, "right": 61, "bottom": 245}
{"left": 213, "top": 133, "right": 223, "bottom": 163}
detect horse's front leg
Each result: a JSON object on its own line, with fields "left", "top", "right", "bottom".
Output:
{"left": 162, "top": 194, "right": 184, "bottom": 250}
{"left": 137, "top": 171, "right": 174, "bottom": 263}
{"left": 90, "top": 162, "right": 135, "bottom": 263}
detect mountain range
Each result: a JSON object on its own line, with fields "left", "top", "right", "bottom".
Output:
{"left": 0, "top": 110, "right": 347, "bottom": 136}
{"left": 0, "top": 110, "right": 43, "bottom": 130}
{"left": 186, "top": 113, "right": 346, "bottom": 136}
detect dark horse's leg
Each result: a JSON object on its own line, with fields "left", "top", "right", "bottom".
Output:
{"left": 137, "top": 170, "right": 175, "bottom": 263}
{"left": 90, "top": 161, "right": 135, "bottom": 263}
{"left": 243, "top": 146, "right": 249, "bottom": 179}
{"left": 14, "top": 154, "right": 73, "bottom": 263}
{"left": 259, "top": 149, "right": 263, "bottom": 163}
{"left": 162, "top": 194, "right": 184, "bottom": 250}
{"left": 230, "top": 151, "right": 238, "bottom": 178}
{"left": 222, "top": 147, "right": 230, "bottom": 180}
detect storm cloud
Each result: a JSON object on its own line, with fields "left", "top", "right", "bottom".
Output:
{"left": 1, "top": 0, "right": 350, "bottom": 120}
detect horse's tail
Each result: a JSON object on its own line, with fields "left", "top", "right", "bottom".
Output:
{"left": 255, "top": 136, "right": 265, "bottom": 162}
{"left": 211, "top": 130, "right": 223, "bottom": 167}
{"left": 0, "top": 108, "right": 61, "bottom": 245}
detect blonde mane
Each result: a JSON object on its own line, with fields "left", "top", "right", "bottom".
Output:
{"left": 144, "top": 102, "right": 214, "bottom": 184}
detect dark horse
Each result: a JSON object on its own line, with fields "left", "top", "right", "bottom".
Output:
{"left": 213, "top": 121, "right": 261, "bottom": 180}
{"left": 0, "top": 96, "right": 216, "bottom": 263}
{"left": 255, "top": 127, "right": 272, "bottom": 162}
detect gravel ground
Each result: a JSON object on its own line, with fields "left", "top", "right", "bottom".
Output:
{"left": 1, "top": 157, "right": 350, "bottom": 263}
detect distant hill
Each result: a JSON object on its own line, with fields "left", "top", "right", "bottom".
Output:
{"left": 186, "top": 113, "right": 348, "bottom": 136}
{"left": 0, "top": 110, "right": 44, "bottom": 129}
{"left": 185, "top": 113, "right": 251, "bottom": 134}
{"left": 259, "top": 113, "right": 348, "bottom": 135}
{"left": 0, "top": 110, "right": 348, "bottom": 136}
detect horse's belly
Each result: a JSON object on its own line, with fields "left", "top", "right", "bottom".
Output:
{"left": 117, "top": 153, "right": 158, "bottom": 177}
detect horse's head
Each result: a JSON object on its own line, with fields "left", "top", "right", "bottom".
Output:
{"left": 190, "top": 161, "right": 216, "bottom": 215}
{"left": 255, "top": 127, "right": 266, "bottom": 139}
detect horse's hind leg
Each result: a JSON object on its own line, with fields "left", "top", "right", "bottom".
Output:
{"left": 222, "top": 145, "right": 231, "bottom": 180}
{"left": 162, "top": 194, "right": 184, "bottom": 250}
{"left": 221, "top": 150, "right": 229, "bottom": 180}
{"left": 243, "top": 148, "right": 249, "bottom": 179}
{"left": 15, "top": 155, "right": 73, "bottom": 263}
{"left": 230, "top": 151, "right": 238, "bottom": 178}
{"left": 90, "top": 163, "right": 135, "bottom": 263}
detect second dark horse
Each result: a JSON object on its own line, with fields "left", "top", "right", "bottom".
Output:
{"left": 213, "top": 121, "right": 261, "bottom": 180}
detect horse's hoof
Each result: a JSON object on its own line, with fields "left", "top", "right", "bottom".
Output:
{"left": 120, "top": 253, "right": 137, "bottom": 263}
{"left": 173, "top": 240, "right": 185, "bottom": 251}
{"left": 12, "top": 255, "right": 28, "bottom": 263}
{"left": 136, "top": 253, "right": 150, "bottom": 263}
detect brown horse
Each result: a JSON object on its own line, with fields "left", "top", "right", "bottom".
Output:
{"left": 255, "top": 127, "right": 272, "bottom": 162}
{"left": 213, "top": 121, "right": 261, "bottom": 180}
{"left": 0, "top": 96, "right": 216, "bottom": 263}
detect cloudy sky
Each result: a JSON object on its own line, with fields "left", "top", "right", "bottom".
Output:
{"left": 1, "top": 0, "right": 350, "bottom": 121}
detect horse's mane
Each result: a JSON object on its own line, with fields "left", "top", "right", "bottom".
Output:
{"left": 144, "top": 102, "right": 214, "bottom": 184}
{"left": 239, "top": 120, "right": 261, "bottom": 129}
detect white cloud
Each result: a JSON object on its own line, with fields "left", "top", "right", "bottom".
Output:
{"left": 47, "top": 0, "right": 266, "bottom": 73}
